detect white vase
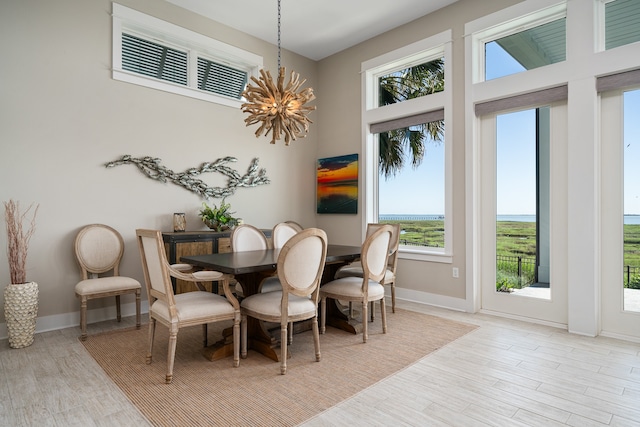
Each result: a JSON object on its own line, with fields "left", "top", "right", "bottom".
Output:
{"left": 4, "top": 281, "right": 39, "bottom": 349}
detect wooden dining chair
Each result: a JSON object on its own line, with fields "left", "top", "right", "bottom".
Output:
{"left": 136, "top": 229, "right": 240, "bottom": 384}
{"left": 74, "top": 224, "right": 141, "bottom": 341}
{"left": 272, "top": 221, "right": 302, "bottom": 249}
{"left": 320, "top": 225, "right": 393, "bottom": 343}
{"left": 334, "top": 223, "right": 401, "bottom": 314}
{"left": 284, "top": 220, "right": 303, "bottom": 231}
{"left": 229, "top": 224, "right": 270, "bottom": 297}
{"left": 268, "top": 221, "right": 305, "bottom": 342}
{"left": 240, "top": 228, "right": 328, "bottom": 374}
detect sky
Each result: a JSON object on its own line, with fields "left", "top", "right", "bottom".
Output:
{"left": 379, "top": 42, "right": 640, "bottom": 216}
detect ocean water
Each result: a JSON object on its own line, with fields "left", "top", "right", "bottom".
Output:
{"left": 380, "top": 214, "right": 640, "bottom": 224}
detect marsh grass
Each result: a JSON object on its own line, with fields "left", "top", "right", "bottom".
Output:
{"left": 382, "top": 219, "right": 640, "bottom": 290}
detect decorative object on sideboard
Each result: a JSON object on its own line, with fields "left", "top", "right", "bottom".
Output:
{"left": 199, "top": 199, "right": 238, "bottom": 232}
{"left": 240, "top": 0, "right": 315, "bottom": 145}
{"left": 3, "top": 200, "right": 39, "bottom": 349}
{"left": 105, "top": 155, "right": 270, "bottom": 199}
{"left": 173, "top": 213, "right": 186, "bottom": 232}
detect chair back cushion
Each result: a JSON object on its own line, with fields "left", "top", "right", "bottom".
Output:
{"left": 278, "top": 228, "right": 327, "bottom": 298}
{"left": 75, "top": 224, "right": 124, "bottom": 277}
{"left": 136, "top": 229, "right": 174, "bottom": 304}
{"left": 230, "top": 224, "right": 268, "bottom": 252}
{"left": 284, "top": 220, "right": 303, "bottom": 231}
{"left": 272, "top": 222, "right": 300, "bottom": 249}
{"left": 362, "top": 225, "right": 393, "bottom": 283}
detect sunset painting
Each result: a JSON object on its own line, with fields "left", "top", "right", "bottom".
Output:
{"left": 317, "top": 154, "right": 358, "bottom": 214}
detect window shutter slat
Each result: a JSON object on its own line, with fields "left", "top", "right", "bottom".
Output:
{"left": 122, "top": 33, "right": 187, "bottom": 86}
{"left": 197, "top": 58, "right": 248, "bottom": 99}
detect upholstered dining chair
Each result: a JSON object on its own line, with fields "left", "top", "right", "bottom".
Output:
{"left": 272, "top": 221, "right": 302, "bottom": 249}
{"left": 267, "top": 221, "right": 305, "bottom": 342}
{"left": 74, "top": 224, "right": 141, "bottom": 341}
{"left": 320, "top": 224, "right": 393, "bottom": 343}
{"left": 136, "top": 229, "right": 240, "bottom": 384}
{"left": 334, "top": 223, "right": 401, "bottom": 314}
{"left": 284, "top": 220, "right": 303, "bottom": 231}
{"left": 240, "top": 228, "right": 328, "bottom": 374}
{"left": 230, "top": 224, "right": 270, "bottom": 296}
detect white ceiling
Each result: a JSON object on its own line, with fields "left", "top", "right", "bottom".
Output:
{"left": 167, "top": 0, "right": 459, "bottom": 61}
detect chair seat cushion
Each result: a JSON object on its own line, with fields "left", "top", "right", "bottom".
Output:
{"left": 241, "top": 291, "right": 316, "bottom": 318}
{"left": 151, "top": 291, "right": 236, "bottom": 323}
{"left": 320, "top": 277, "right": 385, "bottom": 301}
{"left": 335, "top": 266, "right": 395, "bottom": 283}
{"left": 75, "top": 276, "right": 141, "bottom": 295}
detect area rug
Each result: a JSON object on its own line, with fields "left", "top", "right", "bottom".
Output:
{"left": 81, "top": 308, "right": 476, "bottom": 426}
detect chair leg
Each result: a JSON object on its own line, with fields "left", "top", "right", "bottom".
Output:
{"left": 362, "top": 301, "right": 368, "bottom": 343}
{"left": 135, "top": 290, "right": 141, "bottom": 329}
{"left": 288, "top": 321, "right": 293, "bottom": 345}
{"left": 146, "top": 318, "right": 156, "bottom": 365}
{"left": 349, "top": 301, "right": 354, "bottom": 318}
{"left": 280, "top": 323, "right": 288, "bottom": 375}
{"left": 312, "top": 316, "right": 321, "bottom": 362}
{"left": 202, "top": 324, "right": 208, "bottom": 347}
{"left": 233, "top": 313, "right": 240, "bottom": 367}
{"left": 370, "top": 301, "right": 375, "bottom": 322}
{"left": 115, "top": 295, "right": 122, "bottom": 322}
{"left": 166, "top": 326, "right": 178, "bottom": 384}
{"left": 80, "top": 297, "right": 88, "bottom": 341}
{"left": 240, "top": 314, "right": 248, "bottom": 359}
{"left": 391, "top": 283, "right": 396, "bottom": 313}
{"left": 320, "top": 297, "right": 327, "bottom": 334}
{"left": 380, "top": 298, "right": 387, "bottom": 334}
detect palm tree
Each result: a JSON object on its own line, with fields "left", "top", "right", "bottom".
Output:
{"left": 378, "top": 59, "right": 445, "bottom": 178}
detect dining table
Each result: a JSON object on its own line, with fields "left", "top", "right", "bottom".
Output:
{"left": 181, "top": 244, "right": 362, "bottom": 362}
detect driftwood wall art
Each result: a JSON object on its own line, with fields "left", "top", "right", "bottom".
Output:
{"left": 105, "top": 155, "right": 270, "bottom": 199}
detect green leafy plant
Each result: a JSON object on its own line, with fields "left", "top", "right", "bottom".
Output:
{"left": 199, "top": 200, "right": 237, "bottom": 232}
{"left": 627, "top": 273, "right": 640, "bottom": 290}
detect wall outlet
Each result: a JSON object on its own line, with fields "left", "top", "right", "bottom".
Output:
{"left": 452, "top": 267, "right": 459, "bottom": 278}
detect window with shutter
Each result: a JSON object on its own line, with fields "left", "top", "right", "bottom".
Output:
{"left": 112, "top": 3, "right": 262, "bottom": 107}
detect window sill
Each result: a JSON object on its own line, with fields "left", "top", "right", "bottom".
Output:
{"left": 399, "top": 248, "right": 452, "bottom": 264}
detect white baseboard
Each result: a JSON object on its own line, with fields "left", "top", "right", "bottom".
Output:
{"left": 0, "top": 300, "right": 149, "bottom": 340}
{"left": 389, "top": 287, "right": 469, "bottom": 312}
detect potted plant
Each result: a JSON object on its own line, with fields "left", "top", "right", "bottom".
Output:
{"left": 3, "top": 200, "right": 39, "bottom": 348}
{"left": 199, "top": 199, "right": 238, "bottom": 232}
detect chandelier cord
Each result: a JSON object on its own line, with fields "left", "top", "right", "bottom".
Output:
{"left": 277, "top": 0, "right": 281, "bottom": 70}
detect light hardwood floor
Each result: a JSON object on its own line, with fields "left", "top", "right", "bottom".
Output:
{"left": 1, "top": 301, "right": 639, "bottom": 426}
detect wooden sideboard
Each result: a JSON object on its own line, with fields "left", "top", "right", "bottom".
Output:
{"left": 162, "top": 229, "right": 272, "bottom": 293}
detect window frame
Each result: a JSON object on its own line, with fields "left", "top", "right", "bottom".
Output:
{"left": 361, "top": 30, "right": 453, "bottom": 263}
{"left": 470, "top": 2, "right": 567, "bottom": 84}
{"left": 112, "top": 3, "right": 262, "bottom": 107}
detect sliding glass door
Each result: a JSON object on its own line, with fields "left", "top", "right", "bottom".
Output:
{"left": 601, "top": 88, "right": 640, "bottom": 339}
{"left": 479, "top": 102, "right": 567, "bottom": 324}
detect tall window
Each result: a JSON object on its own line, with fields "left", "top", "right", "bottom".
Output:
{"left": 378, "top": 120, "right": 445, "bottom": 249}
{"left": 363, "top": 32, "right": 452, "bottom": 260}
{"left": 495, "top": 107, "right": 550, "bottom": 298}
{"left": 623, "top": 89, "right": 640, "bottom": 311}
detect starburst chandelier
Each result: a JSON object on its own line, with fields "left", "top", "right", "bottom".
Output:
{"left": 240, "top": 0, "right": 316, "bottom": 145}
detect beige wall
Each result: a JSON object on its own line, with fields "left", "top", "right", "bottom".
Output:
{"left": 0, "top": 0, "right": 524, "bottom": 331}
{"left": 316, "top": 0, "right": 521, "bottom": 300}
{"left": 0, "top": 0, "right": 319, "bottom": 324}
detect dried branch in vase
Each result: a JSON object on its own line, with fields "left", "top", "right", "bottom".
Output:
{"left": 3, "top": 200, "right": 38, "bottom": 284}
